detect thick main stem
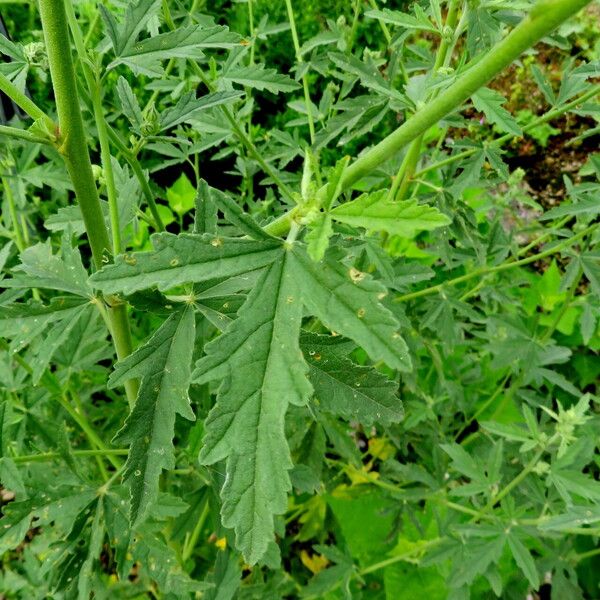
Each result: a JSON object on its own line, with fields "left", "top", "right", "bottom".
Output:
{"left": 39, "top": 0, "right": 137, "bottom": 405}
{"left": 39, "top": 0, "right": 110, "bottom": 268}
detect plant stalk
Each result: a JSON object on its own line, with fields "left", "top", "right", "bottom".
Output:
{"left": 0, "top": 72, "right": 55, "bottom": 128}
{"left": 38, "top": 0, "right": 137, "bottom": 405}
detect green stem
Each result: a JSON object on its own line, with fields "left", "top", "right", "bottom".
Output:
{"left": 3, "top": 176, "right": 26, "bottom": 251}
{"left": 182, "top": 497, "right": 210, "bottom": 562}
{"left": 285, "top": 0, "right": 316, "bottom": 144}
{"left": 339, "top": 0, "right": 592, "bottom": 190}
{"left": 454, "top": 371, "right": 512, "bottom": 441}
{"left": 92, "top": 87, "right": 122, "bottom": 254}
{"left": 394, "top": 223, "right": 596, "bottom": 303}
{"left": 39, "top": 0, "right": 138, "bottom": 406}
{"left": 39, "top": 0, "right": 110, "bottom": 269}
{"left": 106, "top": 127, "right": 166, "bottom": 231}
{"left": 0, "top": 125, "right": 52, "bottom": 145}
{"left": 190, "top": 63, "right": 295, "bottom": 200}
{"left": 574, "top": 547, "right": 600, "bottom": 564}
{"left": 481, "top": 443, "right": 549, "bottom": 513}
{"left": 390, "top": 0, "right": 462, "bottom": 202}
{"left": 56, "top": 392, "right": 123, "bottom": 470}
{"left": 0, "top": 72, "right": 55, "bottom": 128}
{"left": 64, "top": 0, "right": 123, "bottom": 254}
{"left": 367, "top": 0, "right": 392, "bottom": 45}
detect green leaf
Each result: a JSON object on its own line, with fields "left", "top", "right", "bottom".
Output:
{"left": 330, "top": 190, "right": 451, "bottom": 237}
{"left": 440, "top": 443, "right": 482, "bottom": 481}
{"left": 305, "top": 213, "right": 333, "bottom": 262}
{"left": 110, "top": 306, "right": 196, "bottom": 526}
{"left": 537, "top": 505, "right": 600, "bottom": 531}
{"left": 206, "top": 182, "right": 274, "bottom": 240}
{"left": 116, "top": 76, "right": 144, "bottom": 132}
{"left": 288, "top": 246, "right": 411, "bottom": 371}
{"left": 0, "top": 487, "right": 96, "bottom": 556}
{"left": 221, "top": 65, "right": 300, "bottom": 94}
{"left": 581, "top": 252, "right": 600, "bottom": 296}
{"left": 328, "top": 52, "right": 408, "bottom": 104}
{"left": 100, "top": 0, "right": 161, "bottom": 55}
{"left": 364, "top": 8, "right": 438, "bottom": 33}
{"left": 301, "top": 333, "right": 403, "bottom": 426}
{"left": 89, "top": 233, "right": 282, "bottom": 295}
{"left": 28, "top": 302, "right": 92, "bottom": 383}
{"left": 194, "top": 180, "right": 218, "bottom": 235}
{"left": 506, "top": 533, "right": 540, "bottom": 590}
{"left": 0, "top": 297, "right": 91, "bottom": 354}
{"left": 472, "top": 87, "right": 522, "bottom": 136}
{"left": 160, "top": 90, "right": 243, "bottom": 130}
{"left": 540, "top": 196, "right": 600, "bottom": 220}
{"left": 6, "top": 237, "right": 91, "bottom": 297}
{"left": 194, "top": 254, "right": 311, "bottom": 564}
{"left": 109, "top": 25, "right": 241, "bottom": 76}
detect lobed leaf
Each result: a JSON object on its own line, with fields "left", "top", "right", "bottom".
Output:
{"left": 288, "top": 246, "right": 411, "bottom": 371}
{"left": 194, "top": 254, "right": 311, "bottom": 564}
{"left": 330, "top": 190, "right": 451, "bottom": 237}
{"left": 89, "top": 233, "right": 282, "bottom": 295}
{"left": 221, "top": 65, "right": 300, "bottom": 94}
{"left": 110, "top": 306, "right": 196, "bottom": 526}
{"left": 301, "top": 333, "right": 403, "bottom": 426}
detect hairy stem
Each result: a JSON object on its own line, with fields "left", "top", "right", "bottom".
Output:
{"left": 38, "top": 0, "right": 137, "bottom": 405}
{"left": 0, "top": 124, "right": 52, "bottom": 145}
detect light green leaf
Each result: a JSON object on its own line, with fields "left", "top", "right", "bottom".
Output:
{"left": 89, "top": 233, "right": 282, "bottom": 295}
{"left": 472, "top": 87, "right": 522, "bottom": 136}
{"left": 302, "top": 333, "right": 403, "bottom": 426}
{"left": 221, "top": 65, "right": 300, "bottom": 94}
{"left": 289, "top": 246, "right": 411, "bottom": 371}
{"left": 110, "top": 306, "right": 196, "bottom": 526}
{"left": 194, "top": 254, "right": 311, "bottom": 564}
{"left": 166, "top": 173, "right": 196, "bottom": 216}
{"left": 305, "top": 213, "right": 333, "bottom": 262}
{"left": 330, "top": 190, "right": 451, "bottom": 237}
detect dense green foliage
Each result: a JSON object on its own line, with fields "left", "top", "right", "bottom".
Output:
{"left": 0, "top": 0, "right": 599, "bottom": 598}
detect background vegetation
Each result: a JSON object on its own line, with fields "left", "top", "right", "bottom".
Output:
{"left": 0, "top": 0, "right": 598, "bottom": 598}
